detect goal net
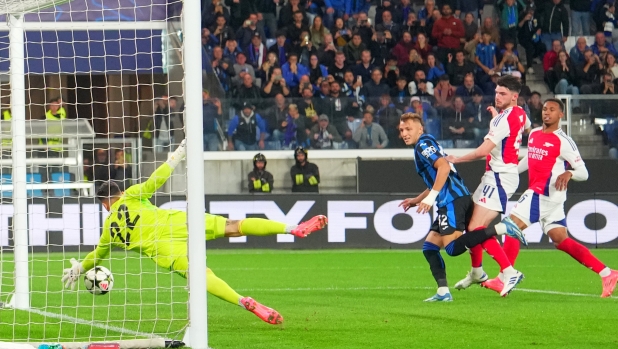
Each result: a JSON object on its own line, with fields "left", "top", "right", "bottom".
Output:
{"left": 0, "top": 0, "right": 206, "bottom": 347}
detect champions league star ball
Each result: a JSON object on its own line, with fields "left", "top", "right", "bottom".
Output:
{"left": 84, "top": 266, "right": 114, "bottom": 295}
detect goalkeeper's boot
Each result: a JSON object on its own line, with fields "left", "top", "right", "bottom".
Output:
{"left": 601, "top": 270, "right": 618, "bottom": 298}
{"left": 480, "top": 276, "right": 504, "bottom": 294}
{"left": 290, "top": 215, "right": 328, "bottom": 238}
{"left": 454, "top": 271, "right": 488, "bottom": 290}
{"left": 241, "top": 297, "right": 283, "bottom": 325}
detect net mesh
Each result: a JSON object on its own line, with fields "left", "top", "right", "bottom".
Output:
{"left": 0, "top": 0, "right": 192, "bottom": 345}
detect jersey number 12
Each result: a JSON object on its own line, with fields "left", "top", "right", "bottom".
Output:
{"left": 110, "top": 204, "right": 141, "bottom": 246}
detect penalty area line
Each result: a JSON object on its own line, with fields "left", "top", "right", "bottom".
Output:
{"left": 19, "top": 307, "right": 160, "bottom": 338}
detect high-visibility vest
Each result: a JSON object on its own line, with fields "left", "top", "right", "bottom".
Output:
{"left": 1, "top": 110, "right": 10, "bottom": 147}
{"left": 143, "top": 120, "right": 153, "bottom": 140}
{"left": 41, "top": 107, "right": 67, "bottom": 151}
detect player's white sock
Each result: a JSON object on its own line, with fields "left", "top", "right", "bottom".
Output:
{"left": 502, "top": 266, "right": 516, "bottom": 276}
{"left": 599, "top": 267, "right": 611, "bottom": 278}
{"left": 498, "top": 272, "right": 504, "bottom": 282}
{"left": 494, "top": 223, "right": 507, "bottom": 235}
{"left": 437, "top": 287, "right": 450, "bottom": 296}
{"left": 285, "top": 225, "right": 297, "bottom": 233}
{"left": 471, "top": 267, "right": 484, "bottom": 278}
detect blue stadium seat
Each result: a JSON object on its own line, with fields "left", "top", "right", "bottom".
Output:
{"left": 425, "top": 118, "right": 441, "bottom": 139}
{"left": 0, "top": 174, "right": 11, "bottom": 198}
{"left": 437, "top": 139, "right": 454, "bottom": 149}
{"left": 455, "top": 139, "right": 477, "bottom": 148}
{"left": 26, "top": 173, "right": 43, "bottom": 197}
{"left": 50, "top": 172, "right": 72, "bottom": 197}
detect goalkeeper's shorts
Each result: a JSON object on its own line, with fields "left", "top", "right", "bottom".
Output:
{"left": 205, "top": 213, "right": 227, "bottom": 241}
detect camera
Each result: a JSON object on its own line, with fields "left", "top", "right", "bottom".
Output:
{"left": 245, "top": 20, "right": 252, "bottom": 26}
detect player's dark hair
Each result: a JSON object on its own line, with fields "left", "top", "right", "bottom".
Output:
{"left": 543, "top": 98, "right": 565, "bottom": 112}
{"left": 96, "top": 181, "right": 122, "bottom": 202}
{"left": 496, "top": 75, "right": 522, "bottom": 93}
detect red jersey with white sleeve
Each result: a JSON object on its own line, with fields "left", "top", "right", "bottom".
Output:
{"left": 484, "top": 106, "right": 530, "bottom": 174}
{"left": 526, "top": 127, "right": 587, "bottom": 203}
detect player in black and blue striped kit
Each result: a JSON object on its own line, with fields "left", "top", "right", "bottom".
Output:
{"left": 398, "top": 113, "right": 526, "bottom": 302}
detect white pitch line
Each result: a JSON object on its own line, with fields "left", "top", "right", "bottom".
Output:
{"left": 22, "top": 307, "right": 160, "bottom": 338}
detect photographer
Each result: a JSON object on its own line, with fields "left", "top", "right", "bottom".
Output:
{"left": 262, "top": 67, "right": 291, "bottom": 97}
{"left": 235, "top": 13, "right": 266, "bottom": 49}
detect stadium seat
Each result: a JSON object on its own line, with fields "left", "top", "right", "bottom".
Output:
{"left": 438, "top": 140, "right": 454, "bottom": 149}
{"left": 50, "top": 172, "right": 73, "bottom": 197}
{"left": 455, "top": 139, "right": 477, "bottom": 148}
{"left": 425, "top": 118, "right": 441, "bottom": 139}
{"left": 26, "top": 173, "right": 43, "bottom": 197}
{"left": 0, "top": 173, "right": 11, "bottom": 198}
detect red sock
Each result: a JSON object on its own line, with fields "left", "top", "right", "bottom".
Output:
{"left": 482, "top": 237, "right": 512, "bottom": 271}
{"left": 556, "top": 238, "right": 606, "bottom": 273}
{"left": 503, "top": 236, "right": 521, "bottom": 266}
{"left": 469, "top": 226, "right": 486, "bottom": 268}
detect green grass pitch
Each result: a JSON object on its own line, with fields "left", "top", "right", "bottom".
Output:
{"left": 2, "top": 249, "right": 618, "bottom": 348}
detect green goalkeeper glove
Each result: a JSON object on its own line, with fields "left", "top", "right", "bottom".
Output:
{"left": 166, "top": 139, "right": 187, "bottom": 168}
{"left": 61, "top": 258, "right": 85, "bottom": 290}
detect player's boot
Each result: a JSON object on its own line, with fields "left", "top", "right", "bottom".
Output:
{"left": 500, "top": 270, "right": 524, "bottom": 297}
{"left": 480, "top": 277, "right": 504, "bottom": 294}
{"left": 240, "top": 297, "right": 283, "bottom": 325}
{"left": 423, "top": 293, "right": 453, "bottom": 302}
{"left": 454, "top": 271, "right": 488, "bottom": 290}
{"left": 601, "top": 270, "right": 618, "bottom": 298}
{"left": 290, "top": 215, "right": 328, "bottom": 238}
{"left": 503, "top": 217, "right": 528, "bottom": 246}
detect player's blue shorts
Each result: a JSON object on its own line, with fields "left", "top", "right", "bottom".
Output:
{"left": 430, "top": 195, "right": 473, "bottom": 236}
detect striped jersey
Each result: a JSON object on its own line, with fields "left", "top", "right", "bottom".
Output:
{"left": 414, "top": 134, "right": 470, "bottom": 208}
{"left": 485, "top": 105, "right": 531, "bottom": 174}
{"left": 527, "top": 127, "right": 586, "bottom": 203}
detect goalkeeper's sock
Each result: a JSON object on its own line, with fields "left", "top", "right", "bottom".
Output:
{"left": 206, "top": 268, "right": 243, "bottom": 306}
{"left": 239, "top": 218, "right": 292, "bottom": 236}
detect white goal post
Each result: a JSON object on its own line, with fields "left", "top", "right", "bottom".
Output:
{"left": 0, "top": 0, "right": 207, "bottom": 347}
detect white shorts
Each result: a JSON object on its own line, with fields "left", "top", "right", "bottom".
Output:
{"left": 510, "top": 189, "right": 566, "bottom": 234}
{"left": 472, "top": 171, "right": 519, "bottom": 213}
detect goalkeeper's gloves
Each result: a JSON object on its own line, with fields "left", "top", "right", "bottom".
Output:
{"left": 167, "top": 139, "right": 187, "bottom": 168}
{"left": 61, "top": 258, "right": 85, "bottom": 290}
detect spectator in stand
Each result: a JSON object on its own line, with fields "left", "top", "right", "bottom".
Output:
{"left": 497, "top": 42, "right": 525, "bottom": 76}
{"left": 418, "top": 0, "right": 437, "bottom": 33}
{"left": 362, "top": 69, "right": 391, "bottom": 107}
{"left": 342, "top": 70, "right": 364, "bottom": 107}
{"left": 233, "top": 52, "right": 256, "bottom": 87}
{"left": 462, "top": 13, "right": 478, "bottom": 42}
{"left": 465, "top": 90, "right": 492, "bottom": 145}
{"left": 282, "top": 104, "right": 307, "bottom": 148}
{"left": 403, "top": 12, "right": 425, "bottom": 39}
{"left": 291, "top": 146, "right": 320, "bottom": 193}
{"left": 310, "top": 16, "right": 330, "bottom": 48}
{"left": 455, "top": 73, "right": 484, "bottom": 101}
{"left": 376, "top": 10, "right": 402, "bottom": 42}
{"left": 226, "top": 0, "right": 256, "bottom": 29}
{"left": 227, "top": 102, "right": 267, "bottom": 151}
{"left": 496, "top": 0, "right": 525, "bottom": 45}
{"left": 323, "top": 0, "right": 352, "bottom": 29}
{"left": 344, "top": 34, "right": 366, "bottom": 66}
{"left": 353, "top": 50, "right": 376, "bottom": 84}
{"left": 399, "top": 0, "right": 415, "bottom": 25}
{"left": 281, "top": 53, "right": 309, "bottom": 90}
{"left": 375, "top": 95, "right": 402, "bottom": 146}
{"left": 539, "top": 0, "right": 569, "bottom": 51}
{"left": 599, "top": 2, "right": 618, "bottom": 39}
{"left": 392, "top": 32, "right": 416, "bottom": 67}
{"left": 409, "top": 69, "right": 435, "bottom": 95}
{"left": 368, "top": 31, "right": 394, "bottom": 68}
{"left": 354, "top": 111, "right": 389, "bottom": 148}
{"left": 318, "top": 33, "right": 338, "bottom": 68}
{"left": 248, "top": 153, "right": 274, "bottom": 193}
{"left": 268, "top": 31, "right": 293, "bottom": 66}
{"left": 475, "top": 31, "right": 498, "bottom": 84}
{"left": 203, "top": 0, "right": 230, "bottom": 29}
{"left": 518, "top": 6, "right": 545, "bottom": 74}
{"left": 605, "top": 53, "right": 618, "bottom": 80}
{"left": 447, "top": 50, "right": 475, "bottom": 86}
{"left": 391, "top": 77, "right": 411, "bottom": 111}
{"left": 330, "top": 51, "right": 348, "bottom": 81}
{"left": 316, "top": 79, "right": 331, "bottom": 99}
{"left": 332, "top": 17, "right": 352, "bottom": 48}
{"left": 431, "top": 4, "right": 464, "bottom": 64}
{"left": 592, "top": 31, "right": 618, "bottom": 56}
{"left": 298, "top": 30, "right": 318, "bottom": 67}
{"left": 553, "top": 50, "right": 580, "bottom": 109}
{"left": 353, "top": 12, "right": 375, "bottom": 43}
{"left": 262, "top": 94, "right": 287, "bottom": 147}
{"left": 463, "top": 32, "right": 480, "bottom": 63}
{"left": 528, "top": 91, "right": 543, "bottom": 127}
{"left": 383, "top": 56, "right": 400, "bottom": 86}
{"left": 202, "top": 90, "right": 222, "bottom": 151}
{"left": 570, "top": 37, "right": 590, "bottom": 67}
{"left": 298, "top": 87, "right": 320, "bottom": 127}
{"left": 310, "top": 114, "right": 342, "bottom": 149}
{"left": 571, "top": 0, "right": 593, "bottom": 36}
{"left": 481, "top": 17, "right": 500, "bottom": 45}
{"left": 308, "top": 54, "right": 329, "bottom": 87}
{"left": 202, "top": 29, "right": 214, "bottom": 58}
{"left": 209, "top": 15, "right": 235, "bottom": 48}
{"left": 223, "top": 39, "right": 242, "bottom": 61}
{"left": 443, "top": 96, "right": 472, "bottom": 141}
{"left": 401, "top": 49, "right": 427, "bottom": 80}
{"left": 262, "top": 67, "right": 291, "bottom": 97}
{"left": 543, "top": 39, "right": 563, "bottom": 89}
{"left": 601, "top": 71, "right": 618, "bottom": 94}
{"left": 375, "top": 0, "right": 397, "bottom": 26}
{"left": 245, "top": 32, "right": 266, "bottom": 69}
{"left": 211, "top": 47, "right": 235, "bottom": 96}
{"left": 413, "top": 79, "right": 437, "bottom": 111}
{"left": 288, "top": 11, "right": 311, "bottom": 49}
{"left": 236, "top": 14, "right": 266, "bottom": 49}
{"left": 323, "top": 80, "right": 355, "bottom": 136}
{"left": 426, "top": 52, "right": 447, "bottom": 83}
{"left": 415, "top": 32, "right": 433, "bottom": 61}
{"left": 258, "top": 52, "right": 279, "bottom": 83}
{"left": 434, "top": 74, "right": 456, "bottom": 110}
{"left": 279, "top": 0, "right": 306, "bottom": 28}
{"left": 579, "top": 49, "right": 604, "bottom": 95}
{"left": 236, "top": 74, "right": 263, "bottom": 109}
{"left": 407, "top": 96, "right": 429, "bottom": 121}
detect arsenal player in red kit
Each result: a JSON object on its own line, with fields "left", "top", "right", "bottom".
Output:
{"left": 504, "top": 98, "right": 618, "bottom": 297}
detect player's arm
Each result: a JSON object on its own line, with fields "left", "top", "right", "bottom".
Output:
{"left": 399, "top": 189, "right": 429, "bottom": 212}
{"left": 124, "top": 140, "right": 186, "bottom": 200}
{"left": 446, "top": 139, "right": 496, "bottom": 164}
{"left": 417, "top": 144, "right": 451, "bottom": 214}
{"left": 517, "top": 154, "right": 529, "bottom": 174}
{"left": 555, "top": 138, "right": 588, "bottom": 190}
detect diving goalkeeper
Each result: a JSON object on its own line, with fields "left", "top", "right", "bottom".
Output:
{"left": 61, "top": 140, "right": 328, "bottom": 325}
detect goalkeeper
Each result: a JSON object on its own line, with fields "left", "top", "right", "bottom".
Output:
{"left": 61, "top": 140, "right": 327, "bottom": 325}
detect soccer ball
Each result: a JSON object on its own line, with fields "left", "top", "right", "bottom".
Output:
{"left": 83, "top": 266, "right": 114, "bottom": 295}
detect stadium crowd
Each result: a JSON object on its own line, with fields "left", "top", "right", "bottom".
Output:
{"left": 199, "top": 0, "right": 618, "bottom": 151}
